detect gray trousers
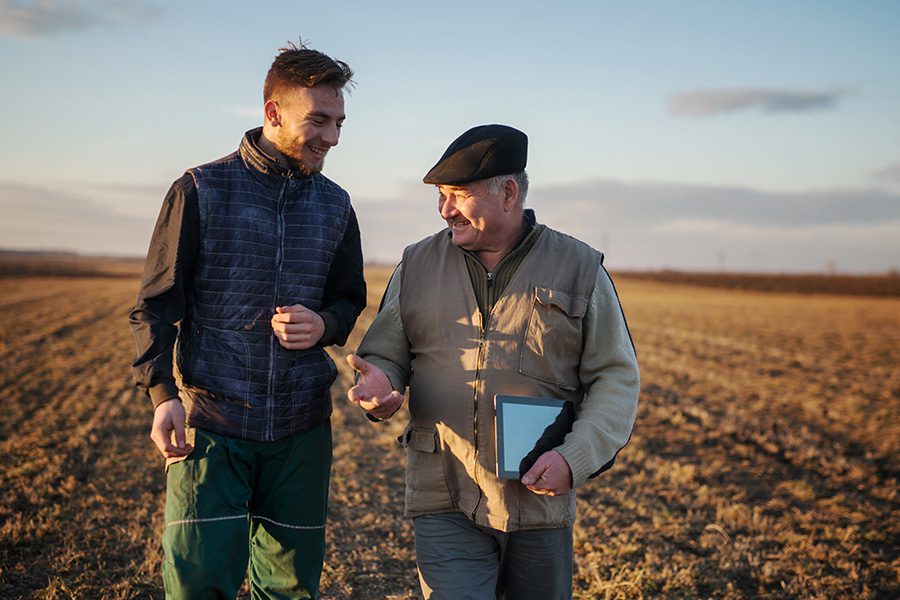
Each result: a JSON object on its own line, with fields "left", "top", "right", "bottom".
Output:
{"left": 413, "top": 512, "right": 574, "bottom": 600}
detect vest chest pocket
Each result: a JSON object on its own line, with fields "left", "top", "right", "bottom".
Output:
{"left": 518, "top": 286, "right": 587, "bottom": 390}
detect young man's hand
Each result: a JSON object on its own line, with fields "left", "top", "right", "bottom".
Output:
{"left": 271, "top": 304, "right": 325, "bottom": 350}
{"left": 150, "top": 398, "right": 193, "bottom": 458}
{"left": 346, "top": 354, "right": 404, "bottom": 420}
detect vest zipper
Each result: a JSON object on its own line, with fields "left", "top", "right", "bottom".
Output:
{"left": 266, "top": 175, "right": 289, "bottom": 441}
{"left": 471, "top": 310, "right": 488, "bottom": 521}
{"left": 471, "top": 269, "right": 495, "bottom": 520}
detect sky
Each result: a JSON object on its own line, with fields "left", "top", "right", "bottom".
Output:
{"left": 1, "top": 0, "right": 899, "bottom": 273}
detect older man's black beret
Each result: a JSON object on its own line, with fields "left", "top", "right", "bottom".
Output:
{"left": 423, "top": 124, "right": 527, "bottom": 185}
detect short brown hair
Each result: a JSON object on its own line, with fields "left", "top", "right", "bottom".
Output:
{"left": 263, "top": 41, "right": 354, "bottom": 101}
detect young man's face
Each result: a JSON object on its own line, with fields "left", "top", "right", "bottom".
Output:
{"left": 268, "top": 85, "right": 345, "bottom": 175}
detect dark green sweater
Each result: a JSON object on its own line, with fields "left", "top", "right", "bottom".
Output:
{"left": 461, "top": 209, "right": 544, "bottom": 328}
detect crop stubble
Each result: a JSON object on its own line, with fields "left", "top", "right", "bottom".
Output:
{"left": 0, "top": 266, "right": 897, "bottom": 598}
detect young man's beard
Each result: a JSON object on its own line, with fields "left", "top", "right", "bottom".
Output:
{"left": 274, "top": 138, "right": 322, "bottom": 176}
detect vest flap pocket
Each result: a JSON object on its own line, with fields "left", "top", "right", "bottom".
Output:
{"left": 534, "top": 286, "right": 587, "bottom": 318}
{"left": 403, "top": 425, "right": 454, "bottom": 514}
{"left": 408, "top": 427, "right": 438, "bottom": 453}
{"left": 520, "top": 286, "right": 586, "bottom": 389}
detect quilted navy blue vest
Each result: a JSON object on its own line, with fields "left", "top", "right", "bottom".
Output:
{"left": 176, "top": 129, "right": 351, "bottom": 441}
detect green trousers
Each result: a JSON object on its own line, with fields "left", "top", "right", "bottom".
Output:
{"left": 162, "top": 420, "right": 331, "bottom": 599}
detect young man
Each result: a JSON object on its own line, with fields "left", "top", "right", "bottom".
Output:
{"left": 130, "top": 43, "right": 365, "bottom": 598}
{"left": 347, "top": 125, "right": 639, "bottom": 599}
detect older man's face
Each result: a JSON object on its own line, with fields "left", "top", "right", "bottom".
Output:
{"left": 437, "top": 181, "right": 512, "bottom": 253}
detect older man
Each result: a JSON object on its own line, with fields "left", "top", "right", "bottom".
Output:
{"left": 347, "top": 124, "right": 639, "bottom": 599}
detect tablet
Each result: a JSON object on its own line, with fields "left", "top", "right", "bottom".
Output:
{"left": 494, "top": 394, "right": 574, "bottom": 480}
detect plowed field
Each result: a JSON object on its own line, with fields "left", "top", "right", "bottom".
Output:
{"left": 1, "top": 263, "right": 897, "bottom": 598}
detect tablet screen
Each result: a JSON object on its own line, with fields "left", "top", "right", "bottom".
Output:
{"left": 494, "top": 395, "right": 573, "bottom": 479}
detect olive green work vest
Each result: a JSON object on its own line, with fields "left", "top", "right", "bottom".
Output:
{"left": 399, "top": 227, "right": 602, "bottom": 532}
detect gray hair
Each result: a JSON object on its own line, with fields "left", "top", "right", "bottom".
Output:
{"left": 483, "top": 171, "right": 529, "bottom": 205}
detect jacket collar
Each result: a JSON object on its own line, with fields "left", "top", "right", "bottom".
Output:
{"left": 239, "top": 127, "right": 312, "bottom": 186}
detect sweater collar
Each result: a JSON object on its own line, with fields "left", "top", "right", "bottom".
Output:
{"left": 503, "top": 208, "right": 543, "bottom": 261}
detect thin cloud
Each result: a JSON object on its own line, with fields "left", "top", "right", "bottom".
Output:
{"left": 5, "top": 176, "right": 899, "bottom": 272}
{"left": 352, "top": 195, "right": 436, "bottom": 264}
{"left": 63, "top": 180, "right": 169, "bottom": 218}
{"left": 525, "top": 179, "right": 900, "bottom": 272}
{"left": 871, "top": 162, "right": 900, "bottom": 185}
{"left": 0, "top": 0, "right": 161, "bottom": 39}
{"left": 669, "top": 88, "right": 846, "bottom": 117}
{"left": 653, "top": 218, "right": 900, "bottom": 245}
{"left": 351, "top": 178, "right": 900, "bottom": 272}
{"left": 0, "top": 181, "right": 151, "bottom": 256}
{"left": 74, "top": 181, "right": 166, "bottom": 196}
{"left": 530, "top": 179, "right": 899, "bottom": 228}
